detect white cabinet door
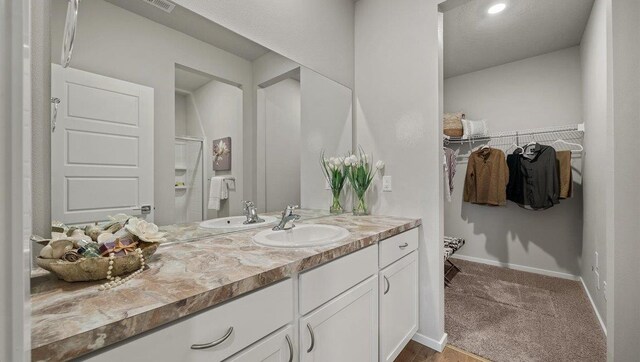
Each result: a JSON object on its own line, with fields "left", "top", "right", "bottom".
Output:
{"left": 379, "top": 251, "right": 419, "bottom": 362}
{"left": 226, "top": 325, "right": 294, "bottom": 362}
{"left": 300, "top": 276, "right": 378, "bottom": 362}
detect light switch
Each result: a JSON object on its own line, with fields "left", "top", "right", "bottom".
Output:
{"left": 382, "top": 176, "right": 392, "bottom": 192}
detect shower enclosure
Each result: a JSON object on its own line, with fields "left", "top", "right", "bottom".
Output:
{"left": 174, "top": 136, "right": 205, "bottom": 224}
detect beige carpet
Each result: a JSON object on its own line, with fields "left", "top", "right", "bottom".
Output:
{"left": 445, "top": 259, "right": 606, "bottom": 362}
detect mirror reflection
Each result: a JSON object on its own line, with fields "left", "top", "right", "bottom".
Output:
{"left": 43, "top": 0, "right": 352, "bottom": 243}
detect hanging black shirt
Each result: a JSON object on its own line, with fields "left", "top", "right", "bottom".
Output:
{"left": 507, "top": 144, "right": 560, "bottom": 210}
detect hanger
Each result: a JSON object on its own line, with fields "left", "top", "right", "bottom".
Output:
{"left": 552, "top": 139, "right": 584, "bottom": 152}
{"left": 506, "top": 141, "right": 524, "bottom": 154}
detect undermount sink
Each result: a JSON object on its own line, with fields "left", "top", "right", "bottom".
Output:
{"left": 199, "top": 215, "right": 278, "bottom": 229}
{"left": 253, "top": 224, "right": 350, "bottom": 248}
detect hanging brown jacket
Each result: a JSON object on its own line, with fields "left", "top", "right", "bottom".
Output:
{"left": 463, "top": 148, "right": 509, "bottom": 206}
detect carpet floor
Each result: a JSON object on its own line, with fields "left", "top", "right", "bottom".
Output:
{"left": 445, "top": 259, "right": 606, "bottom": 362}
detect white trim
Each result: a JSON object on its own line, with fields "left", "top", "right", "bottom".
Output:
{"left": 580, "top": 277, "right": 607, "bottom": 335}
{"left": 450, "top": 255, "right": 580, "bottom": 281}
{"left": 412, "top": 332, "right": 448, "bottom": 352}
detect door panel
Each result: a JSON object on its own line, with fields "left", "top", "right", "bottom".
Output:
{"left": 300, "top": 276, "right": 378, "bottom": 362}
{"left": 51, "top": 64, "right": 154, "bottom": 224}
{"left": 379, "top": 251, "right": 419, "bottom": 362}
{"left": 225, "top": 325, "right": 294, "bottom": 362}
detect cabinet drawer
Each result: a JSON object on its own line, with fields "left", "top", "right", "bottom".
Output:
{"left": 84, "top": 279, "right": 293, "bottom": 362}
{"left": 299, "top": 245, "right": 377, "bottom": 315}
{"left": 378, "top": 228, "right": 418, "bottom": 268}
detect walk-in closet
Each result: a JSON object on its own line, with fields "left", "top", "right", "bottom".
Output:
{"left": 440, "top": 0, "right": 607, "bottom": 360}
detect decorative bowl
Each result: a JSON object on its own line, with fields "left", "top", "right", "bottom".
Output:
{"left": 36, "top": 242, "right": 158, "bottom": 282}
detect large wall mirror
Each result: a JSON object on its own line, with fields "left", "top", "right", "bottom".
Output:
{"left": 39, "top": 0, "right": 352, "bottom": 243}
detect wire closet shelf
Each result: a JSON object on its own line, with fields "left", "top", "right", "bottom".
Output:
{"left": 443, "top": 123, "right": 585, "bottom": 150}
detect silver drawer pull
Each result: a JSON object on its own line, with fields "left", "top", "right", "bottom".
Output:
{"left": 306, "top": 323, "right": 315, "bottom": 353}
{"left": 398, "top": 242, "right": 409, "bottom": 249}
{"left": 190, "top": 326, "right": 233, "bottom": 350}
{"left": 286, "top": 334, "right": 293, "bottom": 362}
{"left": 384, "top": 276, "right": 390, "bottom": 295}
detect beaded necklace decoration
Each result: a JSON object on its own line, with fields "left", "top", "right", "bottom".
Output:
{"left": 99, "top": 248, "right": 145, "bottom": 291}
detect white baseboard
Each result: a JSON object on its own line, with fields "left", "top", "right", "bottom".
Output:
{"left": 579, "top": 277, "right": 607, "bottom": 335}
{"left": 450, "top": 254, "right": 580, "bottom": 281}
{"left": 412, "top": 332, "right": 448, "bottom": 352}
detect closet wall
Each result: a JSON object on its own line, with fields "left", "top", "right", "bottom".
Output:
{"left": 444, "top": 46, "right": 584, "bottom": 278}
{"left": 579, "top": 0, "right": 608, "bottom": 326}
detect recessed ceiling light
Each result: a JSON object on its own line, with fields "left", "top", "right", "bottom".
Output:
{"left": 487, "top": 3, "right": 506, "bottom": 14}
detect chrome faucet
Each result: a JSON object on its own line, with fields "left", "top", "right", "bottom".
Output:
{"left": 272, "top": 205, "right": 301, "bottom": 231}
{"left": 242, "top": 201, "right": 265, "bottom": 225}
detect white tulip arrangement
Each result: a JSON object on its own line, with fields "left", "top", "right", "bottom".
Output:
{"left": 345, "top": 146, "right": 385, "bottom": 215}
{"left": 321, "top": 152, "right": 349, "bottom": 213}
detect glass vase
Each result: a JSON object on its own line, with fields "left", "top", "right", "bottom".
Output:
{"left": 353, "top": 191, "right": 369, "bottom": 216}
{"left": 330, "top": 191, "right": 343, "bottom": 214}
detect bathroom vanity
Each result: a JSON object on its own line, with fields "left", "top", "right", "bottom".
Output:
{"left": 31, "top": 214, "right": 420, "bottom": 361}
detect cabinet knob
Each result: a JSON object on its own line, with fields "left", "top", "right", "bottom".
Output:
{"left": 190, "top": 326, "right": 234, "bottom": 350}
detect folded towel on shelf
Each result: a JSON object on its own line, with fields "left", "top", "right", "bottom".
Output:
{"left": 208, "top": 176, "right": 229, "bottom": 210}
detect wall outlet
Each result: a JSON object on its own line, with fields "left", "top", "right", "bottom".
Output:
{"left": 382, "top": 176, "right": 392, "bottom": 192}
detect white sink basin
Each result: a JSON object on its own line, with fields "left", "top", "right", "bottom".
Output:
{"left": 253, "top": 224, "right": 350, "bottom": 248}
{"left": 199, "top": 216, "right": 278, "bottom": 229}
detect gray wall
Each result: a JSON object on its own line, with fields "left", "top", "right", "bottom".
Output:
{"left": 355, "top": 0, "right": 445, "bottom": 348}
{"left": 444, "top": 47, "right": 584, "bottom": 278}
{"left": 3, "top": 0, "right": 29, "bottom": 359}
{"left": 609, "top": 0, "right": 640, "bottom": 359}
{"left": 173, "top": 0, "right": 354, "bottom": 88}
{"left": 580, "top": 0, "right": 608, "bottom": 327}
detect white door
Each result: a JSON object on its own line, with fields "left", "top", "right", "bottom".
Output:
{"left": 379, "top": 251, "right": 419, "bottom": 362}
{"left": 300, "top": 276, "right": 378, "bottom": 362}
{"left": 226, "top": 325, "right": 294, "bottom": 362}
{"left": 51, "top": 64, "right": 154, "bottom": 224}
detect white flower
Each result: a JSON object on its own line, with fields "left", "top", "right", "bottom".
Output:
{"left": 125, "top": 217, "right": 167, "bottom": 243}
{"left": 375, "top": 160, "right": 385, "bottom": 170}
{"left": 344, "top": 158, "right": 352, "bottom": 166}
{"left": 349, "top": 155, "right": 358, "bottom": 165}
{"left": 329, "top": 163, "right": 336, "bottom": 171}
{"left": 323, "top": 158, "right": 330, "bottom": 164}
{"left": 332, "top": 157, "right": 342, "bottom": 166}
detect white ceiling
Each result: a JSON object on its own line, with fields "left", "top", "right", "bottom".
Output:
{"left": 104, "top": 0, "right": 270, "bottom": 61}
{"left": 174, "top": 66, "right": 214, "bottom": 92}
{"left": 443, "top": 0, "right": 595, "bottom": 78}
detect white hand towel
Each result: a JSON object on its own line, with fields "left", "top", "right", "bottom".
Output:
{"left": 208, "top": 176, "right": 229, "bottom": 210}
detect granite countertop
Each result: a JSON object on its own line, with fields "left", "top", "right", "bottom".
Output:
{"left": 30, "top": 213, "right": 421, "bottom": 361}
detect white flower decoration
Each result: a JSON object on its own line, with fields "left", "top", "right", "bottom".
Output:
{"left": 125, "top": 217, "right": 167, "bottom": 243}
{"left": 108, "top": 213, "right": 131, "bottom": 224}
{"left": 344, "top": 158, "right": 351, "bottom": 166}
{"left": 375, "top": 160, "right": 385, "bottom": 170}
